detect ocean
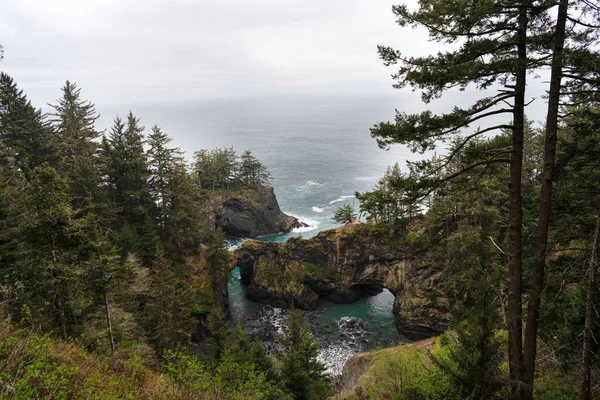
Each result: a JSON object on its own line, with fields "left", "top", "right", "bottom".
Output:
{"left": 98, "top": 93, "right": 413, "bottom": 374}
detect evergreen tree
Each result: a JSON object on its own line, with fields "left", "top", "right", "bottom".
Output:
{"left": 144, "top": 250, "right": 193, "bottom": 351}
{"left": 50, "top": 81, "right": 103, "bottom": 211}
{"left": 19, "top": 165, "right": 76, "bottom": 339}
{"left": 371, "top": 2, "right": 556, "bottom": 393}
{"left": 428, "top": 139, "right": 507, "bottom": 398}
{"left": 332, "top": 204, "right": 355, "bottom": 225}
{"left": 238, "top": 150, "right": 271, "bottom": 187}
{"left": 147, "top": 125, "right": 180, "bottom": 228}
{"left": 0, "top": 73, "right": 56, "bottom": 177}
{"left": 206, "top": 309, "right": 229, "bottom": 363}
{"left": 163, "top": 158, "right": 205, "bottom": 258}
{"left": 76, "top": 212, "right": 131, "bottom": 352}
{"left": 552, "top": 106, "right": 600, "bottom": 399}
{"left": 0, "top": 142, "right": 26, "bottom": 316}
{"left": 206, "top": 229, "right": 231, "bottom": 307}
{"left": 278, "top": 309, "right": 330, "bottom": 400}
{"left": 193, "top": 147, "right": 238, "bottom": 191}
{"left": 102, "top": 114, "right": 155, "bottom": 232}
{"left": 225, "top": 325, "right": 278, "bottom": 382}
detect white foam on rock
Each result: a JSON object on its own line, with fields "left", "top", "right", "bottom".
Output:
{"left": 285, "top": 212, "right": 320, "bottom": 233}
{"left": 329, "top": 195, "right": 355, "bottom": 204}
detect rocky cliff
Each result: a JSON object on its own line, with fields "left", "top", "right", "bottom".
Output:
{"left": 233, "top": 222, "right": 449, "bottom": 340}
{"left": 206, "top": 186, "right": 306, "bottom": 238}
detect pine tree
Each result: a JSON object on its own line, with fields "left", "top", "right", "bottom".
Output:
{"left": 278, "top": 309, "right": 330, "bottom": 400}
{"left": 147, "top": 125, "right": 180, "bottom": 228}
{"left": 552, "top": 106, "right": 600, "bottom": 399}
{"left": 20, "top": 165, "right": 76, "bottom": 339}
{"left": 163, "top": 158, "right": 205, "bottom": 258}
{"left": 332, "top": 204, "right": 355, "bottom": 225}
{"left": 75, "top": 212, "right": 131, "bottom": 352}
{"left": 371, "top": 3, "right": 556, "bottom": 393}
{"left": 239, "top": 150, "right": 271, "bottom": 187}
{"left": 427, "top": 139, "right": 507, "bottom": 397}
{"left": 206, "top": 309, "right": 229, "bottom": 363}
{"left": 0, "top": 142, "right": 26, "bottom": 317}
{"left": 144, "top": 250, "right": 193, "bottom": 351}
{"left": 0, "top": 73, "right": 56, "bottom": 177}
{"left": 50, "top": 81, "right": 102, "bottom": 211}
{"left": 206, "top": 229, "right": 231, "bottom": 308}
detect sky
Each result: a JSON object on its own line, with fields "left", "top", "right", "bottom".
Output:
{"left": 0, "top": 0, "right": 441, "bottom": 106}
{"left": 0, "top": 0, "right": 550, "bottom": 121}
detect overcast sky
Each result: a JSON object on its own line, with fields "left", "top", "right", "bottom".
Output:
{"left": 0, "top": 0, "right": 445, "bottom": 107}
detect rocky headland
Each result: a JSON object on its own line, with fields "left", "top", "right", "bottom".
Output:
{"left": 233, "top": 221, "right": 450, "bottom": 341}
{"left": 206, "top": 186, "right": 306, "bottom": 238}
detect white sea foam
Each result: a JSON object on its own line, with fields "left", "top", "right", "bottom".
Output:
{"left": 285, "top": 212, "right": 320, "bottom": 233}
{"left": 329, "top": 195, "right": 355, "bottom": 204}
{"left": 312, "top": 206, "right": 324, "bottom": 213}
{"left": 317, "top": 342, "right": 356, "bottom": 376}
{"left": 295, "top": 180, "right": 324, "bottom": 192}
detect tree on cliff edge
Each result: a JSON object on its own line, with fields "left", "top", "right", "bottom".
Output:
{"left": 278, "top": 309, "right": 330, "bottom": 400}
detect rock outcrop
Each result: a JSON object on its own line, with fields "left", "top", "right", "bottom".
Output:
{"left": 233, "top": 222, "right": 450, "bottom": 340}
{"left": 206, "top": 186, "right": 306, "bottom": 238}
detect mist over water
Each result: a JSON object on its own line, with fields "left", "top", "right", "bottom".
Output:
{"left": 99, "top": 94, "right": 410, "bottom": 374}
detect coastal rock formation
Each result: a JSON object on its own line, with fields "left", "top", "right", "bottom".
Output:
{"left": 206, "top": 186, "right": 306, "bottom": 238}
{"left": 233, "top": 222, "right": 449, "bottom": 340}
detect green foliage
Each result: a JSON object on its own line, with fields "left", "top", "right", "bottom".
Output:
{"left": 332, "top": 204, "right": 356, "bottom": 225}
{"left": 353, "top": 339, "right": 461, "bottom": 400}
{"left": 206, "top": 310, "right": 229, "bottom": 363}
{"left": 239, "top": 149, "right": 272, "bottom": 187}
{"left": 0, "top": 73, "right": 56, "bottom": 177}
{"left": 356, "top": 163, "right": 420, "bottom": 234}
{"left": 163, "top": 343, "right": 290, "bottom": 400}
{"left": 0, "top": 320, "right": 177, "bottom": 399}
{"left": 50, "top": 81, "right": 103, "bottom": 210}
{"left": 278, "top": 309, "right": 331, "bottom": 400}
{"left": 194, "top": 147, "right": 271, "bottom": 191}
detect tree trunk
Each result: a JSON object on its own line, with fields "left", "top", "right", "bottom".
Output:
{"left": 523, "top": 2, "right": 569, "bottom": 398}
{"left": 507, "top": 2, "right": 529, "bottom": 398}
{"left": 580, "top": 215, "right": 600, "bottom": 400}
{"left": 104, "top": 293, "right": 115, "bottom": 353}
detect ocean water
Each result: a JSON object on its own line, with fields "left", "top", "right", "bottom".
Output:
{"left": 98, "top": 94, "right": 412, "bottom": 239}
{"left": 98, "top": 94, "right": 411, "bottom": 374}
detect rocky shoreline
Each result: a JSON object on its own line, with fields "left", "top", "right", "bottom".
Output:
{"left": 233, "top": 222, "right": 450, "bottom": 341}
{"left": 206, "top": 186, "right": 307, "bottom": 239}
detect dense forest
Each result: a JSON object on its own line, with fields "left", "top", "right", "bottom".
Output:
{"left": 2, "top": 0, "right": 600, "bottom": 399}
{"left": 0, "top": 70, "right": 331, "bottom": 399}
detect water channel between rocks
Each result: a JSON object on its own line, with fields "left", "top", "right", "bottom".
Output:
{"left": 228, "top": 264, "right": 404, "bottom": 376}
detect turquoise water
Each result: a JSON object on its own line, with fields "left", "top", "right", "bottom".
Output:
{"left": 228, "top": 265, "right": 403, "bottom": 375}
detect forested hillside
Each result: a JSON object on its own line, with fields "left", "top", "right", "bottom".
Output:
{"left": 2, "top": 0, "right": 600, "bottom": 398}
{"left": 0, "top": 72, "right": 333, "bottom": 399}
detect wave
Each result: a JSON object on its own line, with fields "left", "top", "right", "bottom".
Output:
{"left": 226, "top": 237, "right": 243, "bottom": 250}
{"left": 285, "top": 212, "right": 320, "bottom": 233}
{"left": 329, "top": 195, "right": 355, "bottom": 204}
{"left": 295, "top": 180, "right": 324, "bottom": 192}
{"left": 312, "top": 206, "right": 325, "bottom": 213}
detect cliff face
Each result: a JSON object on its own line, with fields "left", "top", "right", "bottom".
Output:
{"left": 206, "top": 186, "right": 305, "bottom": 238}
{"left": 233, "top": 222, "right": 449, "bottom": 340}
